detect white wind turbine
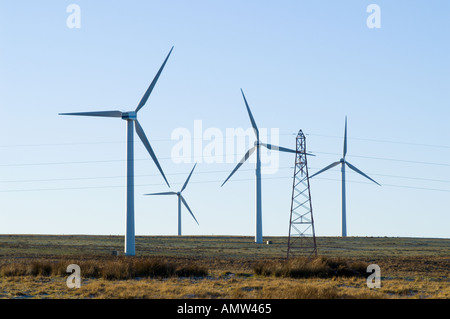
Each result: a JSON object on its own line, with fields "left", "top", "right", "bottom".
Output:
{"left": 59, "top": 47, "right": 174, "bottom": 255}
{"left": 145, "top": 163, "right": 199, "bottom": 236}
{"left": 221, "top": 89, "right": 304, "bottom": 244}
{"left": 309, "top": 116, "right": 381, "bottom": 237}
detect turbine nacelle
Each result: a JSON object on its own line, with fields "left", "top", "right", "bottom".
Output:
{"left": 122, "top": 111, "right": 137, "bottom": 120}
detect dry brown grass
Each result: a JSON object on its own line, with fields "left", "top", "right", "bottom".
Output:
{"left": 0, "top": 257, "right": 208, "bottom": 280}
{"left": 5, "top": 275, "right": 443, "bottom": 299}
{"left": 0, "top": 235, "right": 448, "bottom": 299}
{"left": 253, "top": 256, "right": 368, "bottom": 278}
{"left": 0, "top": 255, "right": 448, "bottom": 299}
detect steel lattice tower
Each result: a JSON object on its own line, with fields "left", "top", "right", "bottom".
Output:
{"left": 287, "top": 130, "right": 317, "bottom": 259}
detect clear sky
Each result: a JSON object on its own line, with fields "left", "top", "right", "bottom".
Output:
{"left": 0, "top": 1, "right": 449, "bottom": 239}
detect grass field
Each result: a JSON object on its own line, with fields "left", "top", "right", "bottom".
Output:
{"left": 0, "top": 235, "right": 448, "bottom": 299}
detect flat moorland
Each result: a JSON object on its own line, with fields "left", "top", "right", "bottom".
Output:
{"left": 0, "top": 235, "right": 448, "bottom": 299}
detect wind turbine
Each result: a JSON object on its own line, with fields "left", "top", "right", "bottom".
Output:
{"left": 309, "top": 116, "right": 381, "bottom": 237}
{"left": 59, "top": 47, "right": 174, "bottom": 256}
{"left": 145, "top": 163, "right": 199, "bottom": 236}
{"left": 221, "top": 89, "right": 301, "bottom": 244}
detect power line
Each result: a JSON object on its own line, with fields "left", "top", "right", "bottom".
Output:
{"left": 2, "top": 166, "right": 450, "bottom": 185}
{"left": 0, "top": 167, "right": 287, "bottom": 184}
{"left": 0, "top": 176, "right": 290, "bottom": 193}
{"left": 306, "top": 133, "right": 450, "bottom": 150}
{"left": 0, "top": 141, "right": 126, "bottom": 148}
{"left": 0, "top": 140, "right": 449, "bottom": 193}
{"left": 1, "top": 175, "right": 449, "bottom": 194}
{"left": 0, "top": 133, "right": 296, "bottom": 149}
{"left": 311, "top": 177, "right": 450, "bottom": 194}
{"left": 1, "top": 151, "right": 450, "bottom": 168}
{"left": 1, "top": 133, "right": 450, "bottom": 150}
{"left": 311, "top": 151, "right": 450, "bottom": 167}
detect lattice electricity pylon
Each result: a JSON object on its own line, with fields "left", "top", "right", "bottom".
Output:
{"left": 287, "top": 130, "right": 318, "bottom": 259}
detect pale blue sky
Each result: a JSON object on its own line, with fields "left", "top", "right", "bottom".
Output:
{"left": 0, "top": 1, "right": 449, "bottom": 238}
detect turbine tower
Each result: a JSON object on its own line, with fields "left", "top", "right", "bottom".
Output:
{"left": 309, "top": 116, "right": 380, "bottom": 237}
{"left": 59, "top": 47, "right": 174, "bottom": 255}
{"left": 145, "top": 163, "right": 199, "bottom": 236}
{"left": 221, "top": 89, "right": 298, "bottom": 244}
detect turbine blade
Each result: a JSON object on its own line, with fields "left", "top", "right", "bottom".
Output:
{"left": 261, "top": 143, "right": 296, "bottom": 153}
{"left": 135, "top": 120, "right": 170, "bottom": 188}
{"left": 260, "top": 143, "right": 315, "bottom": 155}
{"left": 345, "top": 161, "right": 381, "bottom": 186}
{"left": 221, "top": 146, "right": 256, "bottom": 187}
{"left": 181, "top": 162, "right": 197, "bottom": 193}
{"left": 59, "top": 111, "right": 123, "bottom": 118}
{"left": 144, "top": 192, "right": 177, "bottom": 196}
{"left": 180, "top": 195, "right": 199, "bottom": 225}
{"left": 135, "top": 46, "right": 174, "bottom": 113}
{"left": 309, "top": 161, "right": 341, "bottom": 179}
{"left": 343, "top": 116, "right": 348, "bottom": 158}
{"left": 240, "top": 89, "right": 259, "bottom": 140}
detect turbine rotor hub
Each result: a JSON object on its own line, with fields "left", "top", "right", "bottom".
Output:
{"left": 122, "top": 111, "right": 137, "bottom": 120}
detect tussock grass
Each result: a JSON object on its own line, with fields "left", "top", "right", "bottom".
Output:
{"left": 0, "top": 260, "right": 54, "bottom": 277}
{"left": 0, "top": 257, "right": 208, "bottom": 280}
{"left": 0, "top": 236, "right": 448, "bottom": 299}
{"left": 253, "top": 256, "right": 368, "bottom": 278}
